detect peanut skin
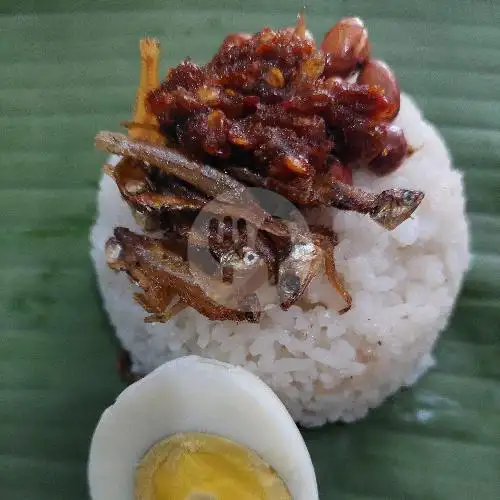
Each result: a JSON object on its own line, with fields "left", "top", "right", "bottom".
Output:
{"left": 321, "top": 17, "right": 371, "bottom": 78}
{"left": 368, "top": 124, "right": 408, "bottom": 175}
{"left": 357, "top": 59, "right": 401, "bottom": 120}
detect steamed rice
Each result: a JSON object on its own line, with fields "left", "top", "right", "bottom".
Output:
{"left": 90, "top": 94, "right": 470, "bottom": 426}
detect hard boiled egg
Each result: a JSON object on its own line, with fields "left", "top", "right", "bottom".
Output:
{"left": 88, "top": 355, "right": 318, "bottom": 500}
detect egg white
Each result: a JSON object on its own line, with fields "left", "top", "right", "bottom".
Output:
{"left": 88, "top": 355, "right": 318, "bottom": 500}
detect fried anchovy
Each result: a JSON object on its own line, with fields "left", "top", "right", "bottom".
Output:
{"left": 276, "top": 225, "right": 352, "bottom": 313}
{"left": 228, "top": 166, "right": 424, "bottom": 230}
{"left": 277, "top": 233, "right": 323, "bottom": 310}
{"left": 313, "top": 230, "right": 352, "bottom": 313}
{"left": 162, "top": 215, "right": 278, "bottom": 284}
{"left": 130, "top": 191, "right": 205, "bottom": 212}
{"left": 159, "top": 175, "right": 209, "bottom": 203}
{"left": 96, "top": 131, "right": 289, "bottom": 237}
{"left": 316, "top": 181, "right": 424, "bottom": 231}
{"left": 109, "top": 160, "right": 279, "bottom": 285}
{"left": 107, "top": 227, "right": 261, "bottom": 323}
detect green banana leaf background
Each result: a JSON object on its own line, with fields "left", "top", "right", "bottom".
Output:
{"left": 1, "top": 0, "right": 499, "bottom": 498}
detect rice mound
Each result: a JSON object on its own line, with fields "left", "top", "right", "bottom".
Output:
{"left": 90, "top": 94, "right": 470, "bottom": 426}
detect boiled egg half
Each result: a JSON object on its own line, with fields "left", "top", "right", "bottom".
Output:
{"left": 88, "top": 355, "right": 318, "bottom": 500}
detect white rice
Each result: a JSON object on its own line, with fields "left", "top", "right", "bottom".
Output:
{"left": 90, "top": 94, "right": 470, "bottom": 426}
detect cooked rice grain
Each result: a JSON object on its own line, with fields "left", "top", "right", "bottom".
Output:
{"left": 90, "top": 94, "right": 470, "bottom": 426}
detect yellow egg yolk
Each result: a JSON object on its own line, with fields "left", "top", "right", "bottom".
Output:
{"left": 135, "top": 432, "right": 292, "bottom": 500}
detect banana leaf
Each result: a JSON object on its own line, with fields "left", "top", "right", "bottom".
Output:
{"left": 1, "top": 1, "right": 499, "bottom": 498}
